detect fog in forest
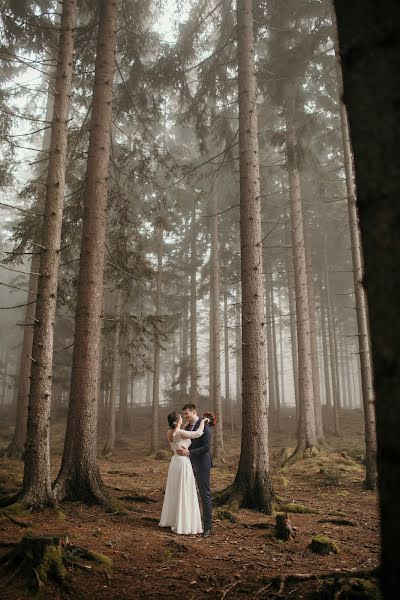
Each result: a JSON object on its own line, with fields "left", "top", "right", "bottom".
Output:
{"left": 0, "top": 0, "right": 394, "bottom": 597}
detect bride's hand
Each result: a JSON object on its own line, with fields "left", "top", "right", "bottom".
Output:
{"left": 202, "top": 417, "right": 210, "bottom": 424}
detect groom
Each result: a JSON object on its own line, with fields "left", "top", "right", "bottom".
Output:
{"left": 177, "top": 403, "right": 213, "bottom": 538}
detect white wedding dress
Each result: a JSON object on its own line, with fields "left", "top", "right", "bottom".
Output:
{"left": 159, "top": 428, "right": 204, "bottom": 535}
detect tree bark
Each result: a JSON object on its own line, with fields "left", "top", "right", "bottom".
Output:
{"left": 219, "top": 0, "right": 273, "bottom": 512}
{"left": 4, "top": 19, "right": 61, "bottom": 459}
{"left": 118, "top": 327, "right": 129, "bottom": 435}
{"left": 269, "top": 270, "right": 281, "bottom": 430}
{"left": 235, "top": 285, "right": 242, "bottom": 411}
{"left": 53, "top": 0, "right": 118, "bottom": 506}
{"left": 189, "top": 199, "right": 198, "bottom": 404}
{"left": 331, "top": 7, "right": 377, "bottom": 489}
{"left": 19, "top": 0, "right": 77, "bottom": 507}
{"left": 151, "top": 220, "right": 163, "bottom": 454}
{"left": 323, "top": 241, "right": 340, "bottom": 435}
{"left": 333, "top": 2, "right": 400, "bottom": 593}
{"left": 305, "top": 222, "right": 324, "bottom": 441}
{"left": 265, "top": 272, "right": 276, "bottom": 413}
{"left": 286, "top": 84, "right": 317, "bottom": 455}
{"left": 224, "top": 290, "right": 233, "bottom": 434}
{"left": 286, "top": 242, "right": 299, "bottom": 417}
{"left": 103, "top": 295, "right": 120, "bottom": 456}
{"left": 318, "top": 274, "right": 332, "bottom": 408}
{"left": 209, "top": 188, "right": 224, "bottom": 458}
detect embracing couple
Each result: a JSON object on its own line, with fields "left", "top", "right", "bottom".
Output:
{"left": 159, "top": 403, "right": 213, "bottom": 537}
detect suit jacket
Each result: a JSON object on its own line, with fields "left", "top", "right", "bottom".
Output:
{"left": 186, "top": 418, "right": 212, "bottom": 472}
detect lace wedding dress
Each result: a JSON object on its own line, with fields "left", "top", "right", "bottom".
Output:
{"left": 159, "top": 429, "right": 204, "bottom": 535}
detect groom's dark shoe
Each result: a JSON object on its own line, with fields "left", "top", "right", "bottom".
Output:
{"left": 203, "top": 529, "right": 212, "bottom": 538}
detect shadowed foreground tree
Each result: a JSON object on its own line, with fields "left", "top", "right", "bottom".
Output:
{"left": 217, "top": 0, "right": 273, "bottom": 512}
{"left": 331, "top": 7, "right": 377, "bottom": 490}
{"left": 53, "top": 0, "right": 118, "bottom": 506}
{"left": 333, "top": 0, "right": 400, "bottom": 597}
{"left": 17, "top": 0, "right": 77, "bottom": 507}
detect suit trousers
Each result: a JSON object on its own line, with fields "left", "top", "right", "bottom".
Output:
{"left": 194, "top": 469, "right": 212, "bottom": 531}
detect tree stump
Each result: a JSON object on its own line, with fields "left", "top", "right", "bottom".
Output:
{"left": 275, "top": 514, "right": 296, "bottom": 541}
{"left": 0, "top": 534, "right": 112, "bottom": 589}
{"left": 0, "top": 535, "right": 67, "bottom": 587}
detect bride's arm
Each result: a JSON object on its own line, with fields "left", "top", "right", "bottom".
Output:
{"left": 177, "top": 418, "right": 207, "bottom": 439}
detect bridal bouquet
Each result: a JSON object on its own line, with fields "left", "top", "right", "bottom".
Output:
{"left": 203, "top": 411, "right": 217, "bottom": 426}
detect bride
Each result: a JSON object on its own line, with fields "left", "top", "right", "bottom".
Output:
{"left": 159, "top": 411, "right": 209, "bottom": 535}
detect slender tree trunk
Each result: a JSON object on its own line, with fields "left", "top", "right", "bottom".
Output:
{"left": 318, "top": 276, "right": 332, "bottom": 408}
{"left": 235, "top": 285, "right": 242, "bottom": 412}
{"left": 151, "top": 220, "right": 163, "bottom": 454}
{"left": 270, "top": 271, "right": 281, "bottom": 430}
{"left": 181, "top": 289, "right": 189, "bottom": 397}
{"left": 332, "top": 9, "right": 377, "bottom": 489}
{"left": 286, "top": 246, "right": 299, "bottom": 417}
{"left": 224, "top": 291, "right": 233, "bottom": 434}
{"left": 4, "top": 20, "right": 61, "bottom": 459}
{"left": 265, "top": 273, "right": 276, "bottom": 413}
{"left": 278, "top": 291, "right": 285, "bottom": 408}
{"left": 323, "top": 243, "right": 340, "bottom": 436}
{"left": 19, "top": 0, "right": 77, "bottom": 507}
{"left": 286, "top": 84, "right": 317, "bottom": 455}
{"left": 209, "top": 188, "right": 224, "bottom": 458}
{"left": 219, "top": 0, "right": 273, "bottom": 512}
{"left": 305, "top": 223, "right": 324, "bottom": 441}
{"left": 103, "top": 296, "right": 120, "bottom": 456}
{"left": 146, "top": 370, "right": 152, "bottom": 406}
{"left": 189, "top": 200, "right": 198, "bottom": 403}
{"left": 118, "top": 326, "right": 129, "bottom": 435}
{"left": 53, "top": 0, "right": 118, "bottom": 506}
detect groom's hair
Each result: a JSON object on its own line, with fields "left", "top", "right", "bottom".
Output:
{"left": 182, "top": 403, "right": 196, "bottom": 412}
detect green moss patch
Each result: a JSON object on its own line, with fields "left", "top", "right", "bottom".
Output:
{"left": 309, "top": 535, "right": 339, "bottom": 555}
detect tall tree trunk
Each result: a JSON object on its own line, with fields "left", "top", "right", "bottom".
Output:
{"left": 286, "top": 244, "right": 299, "bottom": 417}
{"left": 19, "top": 0, "right": 77, "bottom": 507}
{"left": 323, "top": 243, "right": 340, "bottom": 436}
{"left": 118, "top": 326, "right": 129, "bottom": 435}
{"left": 265, "top": 273, "right": 276, "bottom": 413}
{"left": 209, "top": 188, "right": 224, "bottom": 458}
{"left": 180, "top": 289, "right": 189, "bottom": 397}
{"left": 103, "top": 296, "right": 120, "bottom": 456}
{"left": 305, "top": 223, "right": 324, "bottom": 441}
{"left": 151, "top": 220, "right": 163, "bottom": 454}
{"left": 4, "top": 21, "right": 61, "bottom": 459}
{"left": 318, "top": 276, "right": 332, "bottom": 408}
{"left": 235, "top": 285, "right": 242, "bottom": 411}
{"left": 278, "top": 291, "right": 285, "bottom": 408}
{"left": 270, "top": 271, "right": 281, "bottom": 430}
{"left": 218, "top": 0, "right": 273, "bottom": 512}
{"left": 332, "top": 8, "right": 377, "bottom": 489}
{"left": 146, "top": 370, "right": 152, "bottom": 406}
{"left": 286, "top": 84, "right": 317, "bottom": 456}
{"left": 224, "top": 290, "right": 233, "bottom": 434}
{"left": 332, "top": 3, "right": 400, "bottom": 592}
{"left": 189, "top": 200, "right": 198, "bottom": 403}
{"left": 53, "top": 0, "right": 118, "bottom": 506}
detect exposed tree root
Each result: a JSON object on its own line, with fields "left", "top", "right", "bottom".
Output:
{"left": 284, "top": 443, "right": 319, "bottom": 465}
{"left": 0, "top": 509, "right": 32, "bottom": 528}
{"left": 0, "top": 534, "right": 112, "bottom": 591}
{"left": 214, "top": 478, "right": 274, "bottom": 514}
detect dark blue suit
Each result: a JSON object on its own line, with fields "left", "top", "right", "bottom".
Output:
{"left": 187, "top": 418, "right": 213, "bottom": 531}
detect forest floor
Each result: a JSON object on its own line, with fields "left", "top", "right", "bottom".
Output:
{"left": 0, "top": 408, "right": 380, "bottom": 599}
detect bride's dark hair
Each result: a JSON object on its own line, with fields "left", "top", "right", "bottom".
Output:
{"left": 167, "top": 411, "right": 180, "bottom": 429}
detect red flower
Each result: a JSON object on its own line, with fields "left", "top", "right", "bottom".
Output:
{"left": 203, "top": 411, "right": 217, "bottom": 427}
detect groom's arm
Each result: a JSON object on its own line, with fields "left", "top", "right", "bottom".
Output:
{"left": 189, "top": 426, "right": 211, "bottom": 456}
